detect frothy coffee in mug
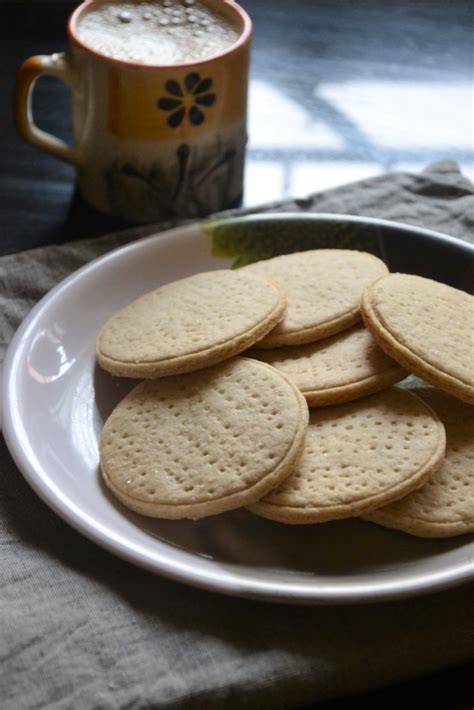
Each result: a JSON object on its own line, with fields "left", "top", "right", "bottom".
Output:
{"left": 76, "top": 0, "right": 240, "bottom": 65}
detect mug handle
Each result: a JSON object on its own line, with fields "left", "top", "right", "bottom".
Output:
{"left": 13, "top": 52, "right": 83, "bottom": 167}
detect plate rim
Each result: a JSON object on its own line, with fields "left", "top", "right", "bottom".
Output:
{"left": 3, "top": 213, "right": 473, "bottom": 605}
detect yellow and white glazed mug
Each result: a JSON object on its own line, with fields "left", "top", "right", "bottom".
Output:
{"left": 14, "top": 0, "right": 252, "bottom": 223}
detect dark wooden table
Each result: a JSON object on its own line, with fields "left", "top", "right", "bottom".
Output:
{"left": 1, "top": 1, "right": 472, "bottom": 706}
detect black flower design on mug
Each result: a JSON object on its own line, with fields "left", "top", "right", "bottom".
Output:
{"left": 157, "top": 73, "right": 216, "bottom": 127}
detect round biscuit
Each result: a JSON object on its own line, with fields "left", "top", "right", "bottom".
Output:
{"left": 364, "top": 388, "right": 474, "bottom": 537}
{"left": 250, "top": 325, "right": 407, "bottom": 406}
{"left": 248, "top": 387, "right": 445, "bottom": 524}
{"left": 100, "top": 357, "right": 309, "bottom": 519}
{"left": 242, "top": 249, "right": 388, "bottom": 347}
{"left": 361, "top": 273, "right": 474, "bottom": 404}
{"left": 96, "top": 270, "right": 286, "bottom": 378}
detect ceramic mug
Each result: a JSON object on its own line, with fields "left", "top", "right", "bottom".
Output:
{"left": 14, "top": 0, "right": 252, "bottom": 223}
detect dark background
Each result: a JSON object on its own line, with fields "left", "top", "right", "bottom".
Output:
{"left": 1, "top": 2, "right": 472, "bottom": 706}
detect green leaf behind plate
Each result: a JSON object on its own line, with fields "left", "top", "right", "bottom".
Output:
{"left": 397, "top": 374, "right": 431, "bottom": 390}
{"left": 200, "top": 215, "right": 384, "bottom": 268}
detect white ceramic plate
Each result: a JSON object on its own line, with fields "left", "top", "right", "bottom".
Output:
{"left": 3, "top": 214, "right": 473, "bottom": 604}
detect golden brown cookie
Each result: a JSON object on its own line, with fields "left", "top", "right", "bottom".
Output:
{"left": 248, "top": 388, "right": 445, "bottom": 524}
{"left": 242, "top": 249, "right": 388, "bottom": 347}
{"left": 364, "top": 389, "right": 474, "bottom": 537}
{"left": 250, "top": 325, "right": 407, "bottom": 406}
{"left": 361, "top": 273, "right": 474, "bottom": 404}
{"left": 100, "top": 357, "right": 308, "bottom": 519}
{"left": 96, "top": 270, "right": 286, "bottom": 378}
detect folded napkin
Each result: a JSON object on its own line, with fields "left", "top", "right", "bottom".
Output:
{"left": 1, "top": 161, "right": 472, "bottom": 709}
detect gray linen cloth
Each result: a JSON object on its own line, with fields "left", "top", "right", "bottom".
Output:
{"left": 1, "top": 161, "right": 473, "bottom": 709}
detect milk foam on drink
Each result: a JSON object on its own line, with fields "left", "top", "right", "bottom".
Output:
{"left": 76, "top": 0, "right": 240, "bottom": 65}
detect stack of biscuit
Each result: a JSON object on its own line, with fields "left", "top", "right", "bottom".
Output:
{"left": 97, "top": 250, "right": 474, "bottom": 538}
